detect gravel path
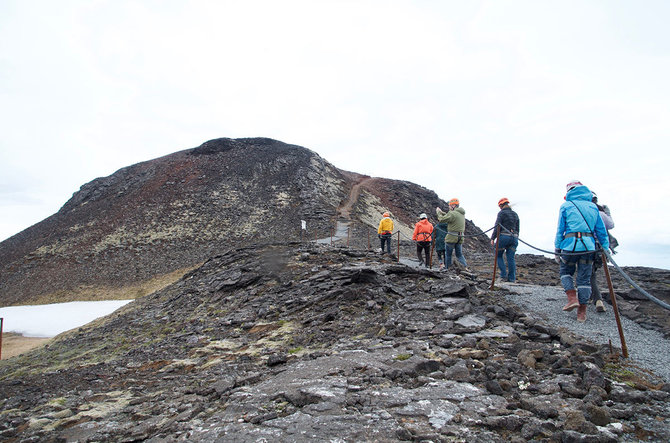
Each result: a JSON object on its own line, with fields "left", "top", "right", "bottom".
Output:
{"left": 502, "top": 283, "right": 670, "bottom": 383}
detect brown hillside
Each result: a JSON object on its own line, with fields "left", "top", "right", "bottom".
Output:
{"left": 0, "top": 138, "right": 488, "bottom": 307}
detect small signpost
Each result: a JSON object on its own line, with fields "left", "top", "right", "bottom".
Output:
{"left": 300, "top": 220, "right": 307, "bottom": 242}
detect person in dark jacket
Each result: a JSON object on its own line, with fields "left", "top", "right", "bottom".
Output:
{"left": 490, "top": 198, "right": 520, "bottom": 282}
{"left": 432, "top": 210, "right": 448, "bottom": 270}
{"left": 589, "top": 191, "right": 615, "bottom": 312}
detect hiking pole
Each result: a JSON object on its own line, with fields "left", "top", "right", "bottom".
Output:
{"left": 490, "top": 226, "right": 501, "bottom": 290}
{"left": 601, "top": 251, "right": 629, "bottom": 358}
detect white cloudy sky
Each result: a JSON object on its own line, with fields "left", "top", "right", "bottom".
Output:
{"left": 1, "top": 0, "right": 669, "bottom": 269}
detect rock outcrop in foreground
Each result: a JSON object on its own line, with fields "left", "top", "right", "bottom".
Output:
{"left": 1, "top": 244, "right": 668, "bottom": 442}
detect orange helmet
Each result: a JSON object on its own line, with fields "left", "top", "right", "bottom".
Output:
{"left": 498, "top": 197, "right": 509, "bottom": 207}
{"left": 383, "top": 212, "right": 390, "bottom": 217}
{"left": 448, "top": 198, "right": 459, "bottom": 206}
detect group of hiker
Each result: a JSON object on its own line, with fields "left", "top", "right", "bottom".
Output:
{"left": 377, "top": 180, "right": 618, "bottom": 324}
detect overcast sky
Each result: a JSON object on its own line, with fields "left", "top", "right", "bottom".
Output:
{"left": 1, "top": 0, "right": 669, "bottom": 269}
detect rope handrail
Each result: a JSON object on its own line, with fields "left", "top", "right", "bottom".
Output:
{"left": 513, "top": 234, "right": 670, "bottom": 311}
{"left": 313, "top": 219, "right": 669, "bottom": 312}
{"left": 603, "top": 249, "right": 670, "bottom": 311}
{"left": 396, "top": 225, "right": 496, "bottom": 241}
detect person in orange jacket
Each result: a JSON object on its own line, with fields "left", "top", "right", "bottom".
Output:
{"left": 377, "top": 212, "right": 394, "bottom": 253}
{"left": 412, "top": 213, "right": 434, "bottom": 267}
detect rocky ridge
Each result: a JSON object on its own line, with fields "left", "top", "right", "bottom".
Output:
{"left": 1, "top": 243, "right": 669, "bottom": 442}
{"left": 0, "top": 138, "right": 488, "bottom": 307}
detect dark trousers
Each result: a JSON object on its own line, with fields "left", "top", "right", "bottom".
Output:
{"left": 380, "top": 234, "right": 392, "bottom": 253}
{"left": 559, "top": 252, "right": 594, "bottom": 305}
{"left": 417, "top": 241, "right": 431, "bottom": 265}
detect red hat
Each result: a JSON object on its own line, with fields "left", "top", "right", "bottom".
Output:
{"left": 498, "top": 197, "right": 509, "bottom": 207}
{"left": 449, "top": 198, "right": 459, "bottom": 206}
{"left": 383, "top": 212, "right": 390, "bottom": 217}
{"left": 566, "top": 180, "right": 582, "bottom": 192}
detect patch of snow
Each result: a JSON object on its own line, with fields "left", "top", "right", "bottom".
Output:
{"left": 0, "top": 300, "right": 133, "bottom": 337}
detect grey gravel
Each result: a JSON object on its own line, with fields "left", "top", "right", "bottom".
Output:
{"left": 502, "top": 283, "right": 670, "bottom": 383}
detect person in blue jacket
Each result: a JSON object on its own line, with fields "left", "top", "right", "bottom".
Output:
{"left": 555, "top": 180, "right": 610, "bottom": 322}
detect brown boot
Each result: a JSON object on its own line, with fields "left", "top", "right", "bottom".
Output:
{"left": 562, "top": 289, "right": 579, "bottom": 311}
{"left": 577, "top": 304, "right": 587, "bottom": 322}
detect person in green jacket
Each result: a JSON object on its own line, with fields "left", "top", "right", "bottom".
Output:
{"left": 436, "top": 198, "right": 468, "bottom": 270}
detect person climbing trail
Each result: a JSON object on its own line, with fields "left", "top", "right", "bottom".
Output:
{"left": 377, "top": 212, "right": 394, "bottom": 254}
{"left": 433, "top": 211, "right": 448, "bottom": 270}
{"left": 589, "top": 191, "right": 616, "bottom": 312}
{"left": 436, "top": 198, "right": 467, "bottom": 270}
{"left": 555, "top": 180, "right": 610, "bottom": 323}
{"left": 412, "top": 213, "right": 433, "bottom": 267}
{"left": 491, "top": 197, "right": 519, "bottom": 282}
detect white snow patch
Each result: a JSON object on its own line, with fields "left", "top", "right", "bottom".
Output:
{"left": 0, "top": 300, "right": 133, "bottom": 337}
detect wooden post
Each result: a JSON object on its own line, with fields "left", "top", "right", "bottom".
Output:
{"left": 397, "top": 231, "right": 400, "bottom": 262}
{"left": 430, "top": 239, "right": 435, "bottom": 269}
{"left": 0, "top": 317, "right": 3, "bottom": 360}
{"left": 602, "top": 251, "right": 629, "bottom": 358}
{"left": 347, "top": 227, "right": 350, "bottom": 247}
{"left": 490, "top": 225, "right": 501, "bottom": 290}
{"left": 367, "top": 228, "right": 370, "bottom": 250}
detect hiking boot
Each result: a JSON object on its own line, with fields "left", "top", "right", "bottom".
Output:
{"left": 562, "top": 289, "right": 579, "bottom": 311}
{"left": 595, "top": 300, "right": 606, "bottom": 313}
{"left": 577, "top": 304, "right": 587, "bottom": 322}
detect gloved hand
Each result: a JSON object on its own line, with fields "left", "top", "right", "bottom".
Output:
{"left": 554, "top": 248, "right": 561, "bottom": 264}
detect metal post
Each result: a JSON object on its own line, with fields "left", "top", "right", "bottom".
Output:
{"left": 397, "top": 231, "right": 400, "bottom": 262}
{"left": 429, "top": 239, "right": 435, "bottom": 269}
{"left": 490, "top": 225, "right": 501, "bottom": 290}
{"left": 367, "top": 228, "right": 370, "bottom": 250}
{"left": 602, "top": 251, "right": 629, "bottom": 358}
{"left": 0, "top": 317, "right": 3, "bottom": 360}
{"left": 347, "top": 227, "right": 350, "bottom": 247}
{"left": 331, "top": 229, "right": 333, "bottom": 246}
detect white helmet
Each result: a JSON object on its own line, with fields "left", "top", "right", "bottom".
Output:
{"left": 419, "top": 213, "right": 427, "bottom": 219}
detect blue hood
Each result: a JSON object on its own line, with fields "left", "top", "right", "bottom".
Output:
{"left": 566, "top": 185, "right": 593, "bottom": 202}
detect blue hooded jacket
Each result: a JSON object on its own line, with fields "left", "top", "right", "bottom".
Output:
{"left": 555, "top": 185, "right": 610, "bottom": 252}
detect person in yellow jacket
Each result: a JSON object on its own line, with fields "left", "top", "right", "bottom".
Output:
{"left": 377, "top": 212, "right": 394, "bottom": 253}
{"left": 412, "top": 213, "right": 434, "bottom": 266}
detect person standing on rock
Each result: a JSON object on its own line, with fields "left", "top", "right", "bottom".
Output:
{"left": 433, "top": 210, "right": 449, "bottom": 270}
{"left": 490, "top": 198, "right": 520, "bottom": 282}
{"left": 555, "top": 180, "right": 610, "bottom": 322}
{"left": 436, "top": 198, "right": 468, "bottom": 270}
{"left": 377, "top": 212, "right": 394, "bottom": 254}
{"left": 589, "top": 191, "right": 615, "bottom": 312}
{"left": 412, "top": 213, "right": 433, "bottom": 267}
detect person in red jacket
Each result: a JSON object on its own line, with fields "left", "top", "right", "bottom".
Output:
{"left": 412, "top": 213, "right": 433, "bottom": 267}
